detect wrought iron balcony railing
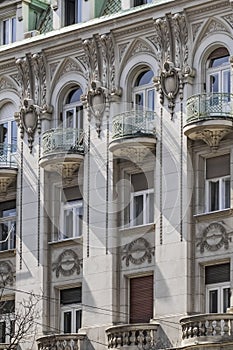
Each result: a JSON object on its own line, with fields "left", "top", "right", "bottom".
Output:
{"left": 106, "top": 323, "right": 160, "bottom": 349}
{"left": 0, "top": 144, "right": 17, "bottom": 168}
{"left": 186, "top": 93, "right": 233, "bottom": 124}
{"left": 112, "top": 111, "right": 156, "bottom": 140}
{"left": 180, "top": 313, "right": 233, "bottom": 345}
{"left": 41, "top": 128, "right": 85, "bottom": 156}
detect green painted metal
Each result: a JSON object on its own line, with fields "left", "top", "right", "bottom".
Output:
{"left": 112, "top": 111, "right": 156, "bottom": 140}
{"left": 186, "top": 93, "right": 233, "bottom": 123}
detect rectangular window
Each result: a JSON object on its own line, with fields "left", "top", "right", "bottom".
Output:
{"left": 205, "top": 263, "right": 230, "bottom": 313}
{"left": 129, "top": 171, "right": 154, "bottom": 227}
{"left": 2, "top": 17, "right": 16, "bottom": 45}
{"left": 0, "top": 300, "right": 15, "bottom": 343}
{"left": 130, "top": 275, "right": 153, "bottom": 323}
{"left": 0, "top": 201, "right": 16, "bottom": 251}
{"left": 60, "top": 287, "right": 82, "bottom": 333}
{"left": 53, "top": 186, "right": 83, "bottom": 241}
{"left": 206, "top": 155, "right": 230, "bottom": 212}
{"left": 65, "top": 0, "right": 81, "bottom": 26}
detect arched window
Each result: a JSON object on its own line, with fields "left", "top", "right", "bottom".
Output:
{"left": 62, "top": 86, "right": 83, "bottom": 130}
{"left": 206, "top": 47, "right": 230, "bottom": 95}
{"left": 133, "top": 69, "right": 154, "bottom": 111}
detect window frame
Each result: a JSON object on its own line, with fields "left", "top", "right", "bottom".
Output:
{"left": 130, "top": 188, "right": 154, "bottom": 227}
{"left": 64, "top": 0, "right": 82, "bottom": 26}
{"left": 206, "top": 282, "right": 230, "bottom": 313}
{"left": 205, "top": 175, "right": 230, "bottom": 212}
{"left": 132, "top": 69, "right": 155, "bottom": 112}
{"left": 0, "top": 299, "right": 15, "bottom": 343}
{"left": 60, "top": 199, "right": 83, "bottom": 240}
{"left": 0, "top": 201, "right": 16, "bottom": 252}
{"left": 2, "top": 16, "right": 16, "bottom": 45}
{"left": 60, "top": 287, "right": 82, "bottom": 334}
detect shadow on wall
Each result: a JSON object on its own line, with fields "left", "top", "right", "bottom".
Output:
{"left": 155, "top": 326, "right": 172, "bottom": 349}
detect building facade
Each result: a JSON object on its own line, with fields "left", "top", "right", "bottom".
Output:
{"left": 0, "top": 0, "right": 233, "bottom": 350}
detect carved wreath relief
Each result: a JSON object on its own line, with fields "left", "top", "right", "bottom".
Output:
{"left": 52, "top": 249, "right": 83, "bottom": 278}
{"left": 122, "top": 237, "right": 154, "bottom": 267}
{"left": 197, "top": 222, "right": 229, "bottom": 253}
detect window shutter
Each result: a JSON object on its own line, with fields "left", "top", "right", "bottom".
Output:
{"left": 205, "top": 263, "right": 230, "bottom": 284}
{"left": 131, "top": 171, "right": 154, "bottom": 192}
{"left": 206, "top": 155, "right": 230, "bottom": 179}
{"left": 130, "top": 275, "right": 153, "bottom": 323}
{"left": 60, "top": 287, "right": 82, "bottom": 305}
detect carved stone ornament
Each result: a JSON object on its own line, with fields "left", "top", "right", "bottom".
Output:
{"left": 197, "top": 222, "right": 229, "bottom": 253}
{"left": 159, "top": 61, "right": 180, "bottom": 119}
{"left": 52, "top": 249, "right": 83, "bottom": 278}
{"left": 14, "top": 98, "right": 41, "bottom": 153}
{"left": 122, "top": 237, "right": 155, "bottom": 267}
{"left": 87, "top": 80, "right": 106, "bottom": 137}
{"left": 0, "top": 260, "right": 15, "bottom": 286}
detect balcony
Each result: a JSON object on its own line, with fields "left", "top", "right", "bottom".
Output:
{"left": 37, "top": 333, "right": 86, "bottom": 350}
{"left": 109, "top": 111, "right": 156, "bottom": 162}
{"left": 180, "top": 313, "right": 233, "bottom": 347}
{"left": 0, "top": 144, "right": 17, "bottom": 195}
{"left": 184, "top": 93, "right": 233, "bottom": 150}
{"left": 106, "top": 323, "right": 160, "bottom": 350}
{"left": 39, "top": 128, "right": 85, "bottom": 179}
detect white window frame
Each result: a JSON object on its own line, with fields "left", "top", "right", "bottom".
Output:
{"left": 2, "top": 17, "right": 16, "bottom": 45}
{"left": 206, "top": 282, "right": 230, "bottom": 313}
{"left": 60, "top": 200, "right": 83, "bottom": 240}
{"left": 60, "top": 305, "right": 82, "bottom": 333}
{"left": 133, "top": 71, "right": 155, "bottom": 112}
{"left": 130, "top": 188, "right": 154, "bottom": 227}
{"left": 205, "top": 175, "right": 230, "bottom": 212}
{"left": 0, "top": 300, "right": 15, "bottom": 344}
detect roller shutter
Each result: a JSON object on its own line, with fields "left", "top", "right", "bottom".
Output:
{"left": 130, "top": 275, "right": 153, "bottom": 323}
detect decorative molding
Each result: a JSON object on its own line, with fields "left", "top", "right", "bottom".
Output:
{"left": 31, "top": 53, "right": 47, "bottom": 107}
{"left": 0, "top": 77, "right": 16, "bottom": 91}
{"left": 0, "top": 176, "right": 16, "bottom": 194}
{"left": 58, "top": 58, "right": 82, "bottom": 79}
{"left": 197, "top": 222, "right": 229, "bottom": 253}
{"left": 113, "top": 146, "right": 154, "bottom": 164}
{"left": 49, "top": 61, "right": 60, "bottom": 80}
{"left": 153, "top": 16, "right": 171, "bottom": 68}
{"left": 16, "top": 56, "right": 31, "bottom": 100}
{"left": 122, "top": 237, "right": 154, "bottom": 267}
{"left": 86, "top": 81, "right": 106, "bottom": 137}
{"left": 172, "top": 13, "right": 189, "bottom": 69}
{"left": 223, "top": 14, "right": 233, "bottom": 28}
{"left": 0, "top": 260, "right": 14, "bottom": 286}
{"left": 119, "top": 42, "right": 129, "bottom": 62}
{"left": 192, "top": 22, "right": 202, "bottom": 42}
{"left": 203, "top": 19, "right": 229, "bottom": 38}
{"left": 194, "top": 129, "right": 232, "bottom": 151}
{"left": 52, "top": 249, "right": 82, "bottom": 278}
{"left": 52, "top": 162, "right": 80, "bottom": 180}
{"left": 100, "top": 33, "right": 116, "bottom": 92}
{"left": 83, "top": 38, "right": 99, "bottom": 83}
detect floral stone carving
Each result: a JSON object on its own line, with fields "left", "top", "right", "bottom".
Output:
{"left": 122, "top": 237, "right": 154, "bottom": 267}
{"left": 52, "top": 249, "right": 82, "bottom": 278}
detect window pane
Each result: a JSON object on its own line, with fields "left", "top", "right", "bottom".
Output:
{"left": 209, "top": 180, "right": 219, "bottom": 211}
{"left": 3, "top": 20, "right": 9, "bottom": 45}
{"left": 64, "top": 208, "right": 73, "bottom": 238}
{"left": 209, "top": 290, "right": 218, "bottom": 313}
{"left": 206, "top": 155, "right": 230, "bottom": 179}
{"left": 0, "top": 322, "right": 6, "bottom": 343}
{"left": 135, "top": 93, "right": 144, "bottom": 110}
{"left": 66, "top": 110, "right": 74, "bottom": 128}
{"left": 76, "top": 107, "right": 83, "bottom": 129}
{"left": 224, "top": 178, "right": 230, "bottom": 209}
{"left": 223, "top": 288, "right": 230, "bottom": 313}
{"left": 75, "top": 205, "right": 83, "bottom": 237}
{"left": 63, "top": 311, "right": 72, "bottom": 333}
{"left": 11, "top": 17, "right": 16, "bottom": 43}
{"left": 223, "top": 70, "right": 231, "bottom": 95}
{"left": 147, "top": 89, "right": 154, "bottom": 111}
{"left": 210, "top": 73, "right": 219, "bottom": 93}
{"left": 148, "top": 192, "right": 154, "bottom": 223}
{"left": 65, "top": 0, "right": 75, "bottom": 26}
{"left": 76, "top": 310, "right": 82, "bottom": 332}
{"left": 11, "top": 121, "right": 17, "bottom": 148}
{"left": 134, "top": 195, "right": 143, "bottom": 226}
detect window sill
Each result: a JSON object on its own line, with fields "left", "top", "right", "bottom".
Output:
{"left": 0, "top": 249, "right": 16, "bottom": 258}
{"left": 48, "top": 236, "right": 83, "bottom": 247}
{"left": 119, "top": 223, "right": 155, "bottom": 235}
{"left": 194, "top": 208, "right": 233, "bottom": 222}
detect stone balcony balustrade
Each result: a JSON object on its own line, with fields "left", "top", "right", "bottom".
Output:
{"left": 106, "top": 323, "right": 160, "bottom": 350}
{"left": 180, "top": 313, "right": 233, "bottom": 346}
{"left": 183, "top": 93, "right": 233, "bottom": 150}
{"left": 37, "top": 333, "right": 86, "bottom": 350}
{"left": 39, "top": 128, "right": 85, "bottom": 179}
{"left": 109, "top": 110, "right": 156, "bottom": 162}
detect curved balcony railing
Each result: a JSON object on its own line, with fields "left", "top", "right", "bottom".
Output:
{"left": 186, "top": 93, "right": 233, "bottom": 124}
{"left": 106, "top": 323, "right": 160, "bottom": 349}
{"left": 0, "top": 144, "right": 17, "bottom": 168}
{"left": 37, "top": 333, "right": 86, "bottom": 350}
{"left": 180, "top": 313, "right": 233, "bottom": 345}
{"left": 112, "top": 111, "right": 156, "bottom": 140}
{"left": 41, "top": 128, "right": 85, "bottom": 156}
